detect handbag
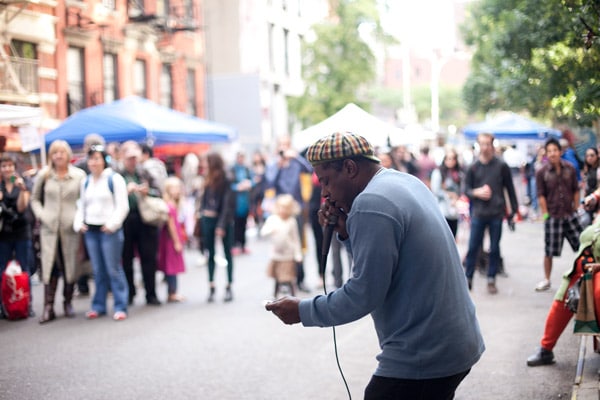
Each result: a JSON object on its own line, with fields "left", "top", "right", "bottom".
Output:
{"left": 137, "top": 194, "right": 169, "bottom": 227}
{"left": 574, "top": 269, "right": 600, "bottom": 334}
{"left": 1, "top": 260, "right": 30, "bottom": 320}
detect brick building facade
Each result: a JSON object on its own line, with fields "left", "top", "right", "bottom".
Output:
{"left": 0, "top": 0, "right": 205, "bottom": 152}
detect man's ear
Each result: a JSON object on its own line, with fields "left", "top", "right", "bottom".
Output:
{"left": 343, "top": 159, "right": 359, "bottom": 178}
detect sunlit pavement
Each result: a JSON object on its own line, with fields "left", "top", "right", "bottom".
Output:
{"left": 0, "top": 219, "right": 597, "bottom": 399}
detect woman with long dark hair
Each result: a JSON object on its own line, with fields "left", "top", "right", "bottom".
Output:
{"left": 430, "top": 148, "right": 464, "bottom": 238}
{"left": 583, "top": 147, "right": 599, "bottom": 197}
{"left": 581, "top": 147, "right": 599, "bottom": 226}
{"left": 199, "top": 153, "right": 235, "bottom": 302}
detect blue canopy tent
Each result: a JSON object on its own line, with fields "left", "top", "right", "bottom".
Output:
{"left": 44, "top": 96, "right": 237, "bottom": 148}
{"left": 463, "top": 113, "right": 561, "bottom": 140}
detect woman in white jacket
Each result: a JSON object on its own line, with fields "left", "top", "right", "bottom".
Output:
{"left": 73, "top": 145, "right": 130, "bottom": 321}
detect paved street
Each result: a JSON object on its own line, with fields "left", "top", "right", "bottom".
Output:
{"left": 0, "top": 219, "right": 597, "bottom": 399}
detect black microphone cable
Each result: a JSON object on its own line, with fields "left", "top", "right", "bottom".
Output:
{"left": 321, "top": 216, "right": 352, "bottom": 400}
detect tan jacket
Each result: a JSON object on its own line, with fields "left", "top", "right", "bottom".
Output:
{"left": 31, "top": 165, "right": 86, "bottom": 284}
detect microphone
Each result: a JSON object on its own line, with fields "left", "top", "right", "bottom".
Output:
{"left": 321, "top": 214, "right": 339, "bottom": 274}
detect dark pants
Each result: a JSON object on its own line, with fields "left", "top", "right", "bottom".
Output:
{"left": 122, "top": 211, "right": 159, "bottom": 302}
{"left": 233, "top": 215, "right": 248, "bottom": 249}
{"left": 364, "top": 369, "right": 470, "bottom": 400}
{"left": 201, "top": 216, "right": 234, "bottom": 284}
{"left": 465, "top": 216, "right": 502, "bottom": 280}
{"left": 295, "top": 214, "right": 306, "bottom": 285}
{"left": 445, "top": 218, "right": 458, "bottom": 238}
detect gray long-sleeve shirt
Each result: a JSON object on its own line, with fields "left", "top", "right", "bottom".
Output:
{"left": 299, "top": 169, "right": 485, "bottom": 379}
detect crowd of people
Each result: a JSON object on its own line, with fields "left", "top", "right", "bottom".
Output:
{"left": 0, "top": 129, "right": 597, "bottom": 323}
{"left": 4, "top": 127, "right": 600, "bottom": 397}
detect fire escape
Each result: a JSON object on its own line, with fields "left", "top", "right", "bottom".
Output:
{"left": 128, "top": 0, "right": 199, "bottom": 34}
{"left": 0, "top": 0, "right": 39, "bottom": 104}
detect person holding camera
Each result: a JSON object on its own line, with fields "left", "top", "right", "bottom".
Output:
{"left": 0, "top": 155, "right": 33, "bottom": 318}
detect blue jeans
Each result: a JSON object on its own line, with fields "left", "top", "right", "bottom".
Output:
{"left": 165, "top": 274, "right": 177, "bottom": 295}
{"left": 464, "top": 216, "right": 503, "bottom": 280}
{"left": 84, "top": 229, "right": 128, "bottom": 314}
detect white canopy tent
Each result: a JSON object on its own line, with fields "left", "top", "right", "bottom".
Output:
{"left": 0, "top": 104, "right": 43, "bottom": 127}
{"left": 0, "top": 104, "right": 45, "bottom": 165}
{"left": 291, "top": 103, "right": 402, "bottom": 150}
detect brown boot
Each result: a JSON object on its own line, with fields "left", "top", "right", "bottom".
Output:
{"left": 63, "top": 282, "right": 75, "bottom": 318}
{"left": 39, "top": 276, "right": 58, "bottom": 324}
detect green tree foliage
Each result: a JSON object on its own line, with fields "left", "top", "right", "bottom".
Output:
{"left": 288, "top": 0, "right": 392, "bottom": 128}
{"left": 462, "top": 0, "right": 600, "bottom": 126}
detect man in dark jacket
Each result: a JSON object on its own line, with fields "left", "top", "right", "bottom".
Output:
{"left": 464, "top": 132, "right": 518, "bottom": 294}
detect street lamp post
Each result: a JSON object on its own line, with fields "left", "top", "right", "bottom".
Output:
{"left": 430, "top": 49, "right": 448, "bottom": 135}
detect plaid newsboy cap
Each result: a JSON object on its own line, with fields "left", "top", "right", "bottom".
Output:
{"left": 306, "top": 132, "right": 381, "bottom": 166}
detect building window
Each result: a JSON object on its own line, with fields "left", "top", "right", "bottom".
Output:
{"left": 11, "top": 39, "right": 37, "bottom": 59}
{"left": 268, "top": 23, "right": 275, "bottom": 72}
{"left": 157, "top": 0, "right": 170, "bottom": 17}
{"left": 128, "top": 0, "right": 144, "bottom": 18}
{"left": 160, "top": 64, "right": 172, "bottom": 108}
{"left": 103, "top": 53, "right": 118, "bottom": 103}
{"left": 186, "top": 68, "right": 196, "bottom": 115}
{"left": 284, "top": 28, "right": 290, "bottom": 77}
{"left": 102, "top": 0, "right": 115, "bottom": 10}
{"left": 9, "top": 39, "right": 38, "bottom": 93}
{"left": 133, "top": 59, "right": 147, "bottom": 98}
{"left": 183, "top": 0, "right": 193, "bottom": 16}
{"left": 67, "top": 47, "right": 85, "bottom": 115}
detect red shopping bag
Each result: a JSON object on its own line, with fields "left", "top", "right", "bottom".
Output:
{"left": 1, "top": 260, "right": 30, "bottom": 320}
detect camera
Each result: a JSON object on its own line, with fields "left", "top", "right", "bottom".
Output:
{"left": 0, "top": 202, "right": 19, "bottom": 233}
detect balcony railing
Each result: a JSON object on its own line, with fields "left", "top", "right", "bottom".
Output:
{"left": 0, "top": 56, "right": 39, "bottom": 95}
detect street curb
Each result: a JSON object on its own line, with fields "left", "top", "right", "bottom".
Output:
{"left": 572, "top": 336, "right": 600, "bottom": 399}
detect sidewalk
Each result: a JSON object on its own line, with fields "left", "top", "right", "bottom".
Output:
{"left": 3, "top": 217, "right": 599, "bottom": 399}
{"left": 573, "top": 335, "right": 600, "bottom": 400}
{"left": 453, "top": 219, "right": 599, "bottom": 399}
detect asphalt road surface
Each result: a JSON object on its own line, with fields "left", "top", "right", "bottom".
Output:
{"left": 0, "top": 220, "right": 595, "bottom": 399}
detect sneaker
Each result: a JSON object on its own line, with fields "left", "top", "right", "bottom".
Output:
{"left": 168, "top": 294, "right": 186, "bottom": 303}
{"left": 113, "top": 311, "right": 127, "bottom": 321}
{"left": 527, "top": 347, "right": 555, "bottom": 366}
{"left": 231, "top": 247, "right": 242, "bottom": 256}
{"left": 487, "top": 282, "right": 498, "bottom": 294}
{"left": 535, "top": 279, "right": 551, "bottom": 292}
{"left": 86, "top": 310, "right": 99, "bottom": 319}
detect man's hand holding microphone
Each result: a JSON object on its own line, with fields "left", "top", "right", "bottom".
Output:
{"left": 265, "top": 200, "right": 348, "bottom": 324}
